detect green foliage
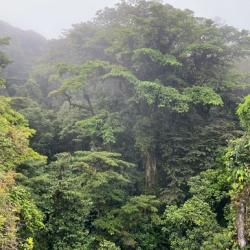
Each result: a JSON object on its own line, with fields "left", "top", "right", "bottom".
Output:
{"left": 0, "top": 37, "right": 11, "bottom": 68}
{"left": 183, "top": 86, "right": 223, "bottom": 106}
{"left": 76, "top": 111, "right": 125, "bottom": 147}
{"left": 0, "top": 96, "right": 44, "bottom": 249}
{"left": 17, "top": 151, "right": 137, "bottom": 249}
{"left": 11, "top": 186, "right": 44, "bottom": 249}
{"left": 22, "top": 237, "right": 34, "bottom": 250}
{"left": 0, "top": 96, "right": 44, "bottom": 170}
{"left": 162, "top": 196, "right": 222, "bottom": 250}
{"left": 45, "top": 0, "right": 247, "bottom": 199}
{"left": 0, "top": 171, "right": 18, "bottom": 249}
{"left": 166, "top": 95, "right": 250, "bottom": 249}
{"left": 102, "top": 65, "right": 138, "bottom": 85}
{"left": 189, "top": 168, "right": 230, "bottom": 206}
{"left": 2, "top": 1, "right": 250, "bottom": 249}
{"left": 50, "top": 60, "right": 110, "bottom": 96}
{"left": 98, "top": 240, "right": 120, "bottom": 250}
{"left": 135, "top": 80, "right": 189, "bottom": 112}
{"left": 224, "top": 95, "right": 250, "bottom": 194}
{"left": 133, "top": 48, "right": 182, "bottom": 67}
{"left": 237, "top": 94, "right": 250, "bottom": 130}
{"left": 0, "top": 36, "right": 10, "bottom": 90}
{"left": 94, "top": 195, "right": 162, "bottom": 249}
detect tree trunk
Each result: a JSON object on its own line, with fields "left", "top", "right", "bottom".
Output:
{"left": 237, "top": 198, "right": 247, "bottom": 248}
{"left": 144, "top": 152, "right": 156, "bottom": 190}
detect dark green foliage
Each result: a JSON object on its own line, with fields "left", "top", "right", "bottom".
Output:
{"left": 159, "top": 95, "right": 250, "bottom": 249}
{"left": 2, "top": 1, "right": 250, "bottom": 249}
{"left": 94, "top": 195, "right": 162, "bottom": 249}
{"left": 41, "top": 0, "right": 250, "bottom": 197}
{"left": 237, "top": 95, "right": 250, "bottom": 130}
{"left": 17, "top": 151, "right": 138, "bottom": 249}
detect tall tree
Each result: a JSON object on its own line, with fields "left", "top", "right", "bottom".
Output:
{"left": 47, "top": 0, "right": 250, "bottom": 196}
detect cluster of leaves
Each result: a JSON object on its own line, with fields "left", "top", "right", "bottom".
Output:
{"left": 17, "top": 151, "right": 140, "bottom": 249}
{"left": 0, "top": 97, "right": 44, "bottom": 249}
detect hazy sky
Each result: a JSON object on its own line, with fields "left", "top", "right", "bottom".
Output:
{"left": 0, "top": 0, "right": 249, "bottom": 39}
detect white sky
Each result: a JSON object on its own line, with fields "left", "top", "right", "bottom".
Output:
{"left": 0, "top": 0, "right": 249, "bottom": 39}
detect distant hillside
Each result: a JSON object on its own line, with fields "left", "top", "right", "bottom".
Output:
{"left": 0, "top": 20, "right": 47, "bottom": 94}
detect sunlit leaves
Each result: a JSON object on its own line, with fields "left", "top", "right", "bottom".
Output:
{"left": 0, "top": 96, "right": 44, "bottom": 249}
{"left": 237, "top": 95, "right": 250, "bottom": 130}
{"left": 135, "top": 80, "right": 189, "bottom": 112}
{"left": 76, "top": 111, "right": 125, "bottom": 146}
{"left": 183, "top": 86, "right": 223, "bottom": 106}
{"left": 0, "top": 97, "right": 44, "bottom": 170}
{"left": 162, "top": 196, "right": 221, "bottom": 250}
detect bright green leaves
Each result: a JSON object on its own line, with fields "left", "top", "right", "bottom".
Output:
{"left": 53, "top": 59, "right": 223, "bottom": 117}
{"left": 136, "top": 82, "right": 223, "bottom": 111}
{"left": 0, "top": 97, "right": 44, "bottom": 170}
{"left": 94, "top": 195, "right": 161, "bottom": 249}
{"left": 237, "top": 95, "right": 250, "bottom": 130}
{"left": 189, "top": 168, "right": 229, "bottom": 206}
{"left": 11, "top": 186, "right": 44, "bottom": 247}
{"left": 224, "top": 96, "right": 250, "bottom": 192}
{"left": 135, "top": 80, "right": 189, "bottom": 112}
{"left": 18, "top": 150, "right": 136, "bottom": 249}
{"left": 164, "top": 196, "right": 217, "bottom": 227}
{"left": 223, "top": 134, "right": 250, "bottom": 196}
{"left": 183, "top": 86, "right": 223, "bottom": 106}
{"left": 98, "top": 240, "right": 120, "bottom": 250}
{"left": 102, "top": 65, "right": 138, "bottom": 85}
{"left": 162, "top": 196, "right": 221, "bottom": 250}
{"left": 121, "top": 195, "right": 160, "bottom": 214}
{"left": 0, "top": 97, "right": 44, "bottom": 249}
{"left": 181, "top": 97, "right": 250, "bottom": 248}
{"left": 76, "top": 112, "right": 125, "bottom": 146}
{"left": 224, "top": 135, "right": 250, "bottom": 169}
{"left": 71, "top": 151, "right": 135, "bottom": 170}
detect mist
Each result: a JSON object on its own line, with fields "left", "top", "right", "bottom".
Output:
{"left": 1, "top": 1, "right": 250, "bottom": 249}
{"left": 0, "top": 0, "right": 250, "bottom": 38}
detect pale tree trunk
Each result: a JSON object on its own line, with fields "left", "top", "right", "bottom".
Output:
{"left": 144, "top": 152, "right": 157, "bottom": 190}
{"left": 237, "top": 198, "right": 247, "bottom": 248}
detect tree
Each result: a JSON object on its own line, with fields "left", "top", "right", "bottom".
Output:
{"left": 162, "top": 196, "right": 222, "bottom": 250}
{"left": 47, "top": 0, "right": 250, "bottom": 196}
{"left": 17, "top": 151, "right": 137, "bottom": 249}
{"left": 2, "top": 1, "right": 250, "bottom": 249}
{"left": 224, "top": 95, "right": 250, "bottom": 248}
{"left": 0, "top": 96, "right": 43, "bottom": 249}
{"left": 94, "top": 195, "right": 162, "bottom": 249}
{"left": 160, "top": 95, "right": 250, "bottom": 249}
{"left": 0, "top": 37, "right": 11, "bottom": 88}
